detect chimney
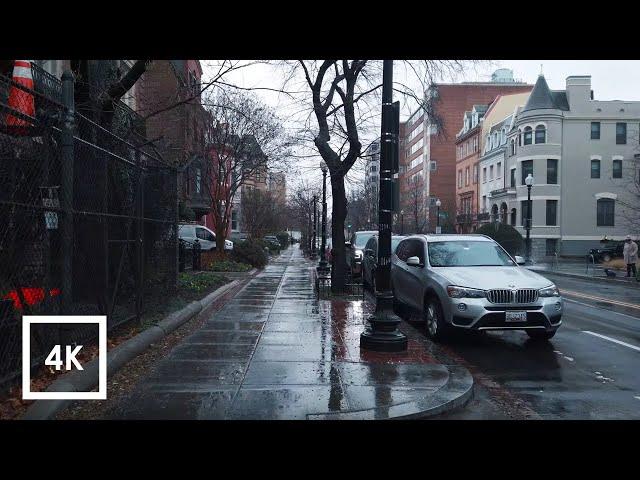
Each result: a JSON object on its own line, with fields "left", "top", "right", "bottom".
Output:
{"left": 566, "top": 76, "right": 592, "bottom": 109}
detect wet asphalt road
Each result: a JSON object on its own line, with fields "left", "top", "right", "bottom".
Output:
{"left": 433, "top": 274, "right": 640, "bottom": 419}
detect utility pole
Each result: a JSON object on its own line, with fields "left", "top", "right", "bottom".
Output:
{"left": 318, "top": 162, "right": 330, "bottom": 275}
{"left": 360, "top": 60, "right": 407, "bottom": 352}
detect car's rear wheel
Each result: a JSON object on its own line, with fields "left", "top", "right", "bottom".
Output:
{"left": 526, "top": 329, "right": 556, "bottom": 341}
{"left": 424, "top": 297, "right": 449, "bottom": 342}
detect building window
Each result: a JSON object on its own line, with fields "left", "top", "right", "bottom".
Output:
{"left": 547, "top": 159, "right": 558, "bottom": 184}
{"left": 535, "top": 125, "right": 546, "bottom": 144}
{"left": 523, "top": 126, "right": 532, "bottom": 145}
{"left": 521, "top": 160, "right": 533, "bottom": 185}
{"left": 497, "top": 162, "right": 502, "bottom": 178}
{"left": 591, "top": 159, "right": 601, "bottom": 179}
{"left": 465, "top": 167, "right": 470, "bottom": 186}
{"left": 489, "top": 165, "right": 494, "bottom": 180}
{"left": 371, "top": 165, "right": 377, "bottom": 172}
{"left": 195, "top": 167, "right": 201, "bottom": 194}
{"left": 510, "top": 139, "right": 516, "bottom": 155}
{"left": 546, "top": 200, "right": 557, "bottom": 226}
{"left": 616, "top": 122, "right": 627, "bottom": 144}
{"left": 613, "top": 159, "right": 622, "bottom": 178}
{"left": 591, "top": 122, "right": 600, "bottom": 140}
{"left": 521, "top": 200, "right": 531, "bottom": 228}
{"left": 510, "top": 168, "right": 516, "bottom": 188}
{"left": 510, "top": 208, "right": 517, "bottom": 226}
{"left": 546, "top": 239, "right": 558, "bottom": 256}
{"left": 231, "top": 210, "right": 238, "bottom": 230}
{"left": 518, "top": 130, "right": 522, "bottom": 146}
{"left": 458, "top": 170, "right": 463, "bottom": 188}
{"left": 473, "top": 164, "right": 478, "bottom": 184}
{"left": 482, "top": 196, "right": 487, "bottom": 211}
{"left": 597, "top": 198, "right": 615, "bottom": 226}
{"left": 482, "top": 167, "right": 487, "bottom": 183}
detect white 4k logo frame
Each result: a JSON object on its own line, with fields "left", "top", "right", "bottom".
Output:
{"left": 22, "top": 316, "right": 107, "bottom": 400}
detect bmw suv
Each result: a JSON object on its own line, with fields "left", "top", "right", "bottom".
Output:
{"left": 391, "top": 234, "right": 563, "bottom": 341}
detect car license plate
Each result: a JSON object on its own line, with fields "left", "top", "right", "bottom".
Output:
{"left": 505, "top": 311, "right": 527, "bottom": 322}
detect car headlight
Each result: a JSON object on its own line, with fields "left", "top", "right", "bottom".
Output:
{"left": 446, "top": 286, "right": 486, "bottom": 298}
{"left": 354, "top": 250, "right": 363, "bottom": 260}
{"left": 539, "top": 284, "right": 560, "bottom": 297}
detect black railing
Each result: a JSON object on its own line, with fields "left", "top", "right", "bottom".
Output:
{"left": 477, "top": 212, "right": 490, "bottom": 221}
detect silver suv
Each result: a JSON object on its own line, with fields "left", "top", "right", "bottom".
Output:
{"left": 391, "top": 234, "right": 562, "bottom": 341}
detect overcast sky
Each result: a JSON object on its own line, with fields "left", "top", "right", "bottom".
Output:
{"left": 202, "top": 60, "right": 640, "bottom": 203}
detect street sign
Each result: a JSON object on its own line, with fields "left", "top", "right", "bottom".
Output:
{"left": 391, "top": 177, "right": 400, "bottom": 213}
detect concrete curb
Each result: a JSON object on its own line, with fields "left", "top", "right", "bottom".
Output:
{"left": 529, "top": 268, "right": 640, "bottom": 288}
{"left": 306, "top": 365, "right": 474, "bottom": 420}
{"left": 22, "top": 277, "right": 245, "bottom": 420}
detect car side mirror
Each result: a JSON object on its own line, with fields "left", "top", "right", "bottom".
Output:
{"left": 407, "top": 256, "right": 423, "bottom": 267}
{"left": 345, "top": 241, "right": 352, "bottom": 248}
{"left": 514, "top": 255, "right": 526, "bottom": 265}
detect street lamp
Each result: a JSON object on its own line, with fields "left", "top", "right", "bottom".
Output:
{"left": 312, "top": 194, "right": 317, "bottom": 259}
{"left": 435, "top": 199, "right": 442, "bottom": 234}
{"left": 360, "top": 59, "right": 407, "bottom": 352}
{"left": 525, "top": 173, "right": 534, "bottom": 263}
{"left": 400, "top": 209, "right": 404, "bottom": 235}
{"left": 318, "top": 161, "right": 330, "bottom": 276}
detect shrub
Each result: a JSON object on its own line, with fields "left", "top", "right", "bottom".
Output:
{"left": 208, "top": 259, "right": 252, "bottom": 272}
{"left": 231, "top": 240, "right": 268, "bottom": 268}
{"left": 275, "top": 232, "right": 290, "bottom": 248}
{"left": 475, "top": 223, "right": 524, "bottom": 256}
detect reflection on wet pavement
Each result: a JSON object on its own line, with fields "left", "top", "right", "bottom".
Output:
{"left": 108, "top": 246, "right": 471, "bottom": 420}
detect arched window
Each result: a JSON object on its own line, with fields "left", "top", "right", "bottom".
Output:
{"left": 523, "top": 126, "right": 533, "bottom": 145}
{"left": 535, "top": 125, "right": 546, "bottom": 144}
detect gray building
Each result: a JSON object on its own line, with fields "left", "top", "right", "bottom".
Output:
{"left": 364, "top": 140, "right": 380, "bottom": 224}
{"left": 494, "top": 74, "right": 640, "bottom": 259}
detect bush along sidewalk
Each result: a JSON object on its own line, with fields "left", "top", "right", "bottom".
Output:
{"left": 208, "top": 259, "right": 252, "bottom": 272}
{"left": 231, "top": 240, "right": 269, "bottom": 268}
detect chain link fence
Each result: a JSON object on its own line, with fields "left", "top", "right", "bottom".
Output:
{"left": 0, "top": 64, "right": 178, "bottom": 390}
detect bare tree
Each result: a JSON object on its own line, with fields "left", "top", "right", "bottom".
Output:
{"left": 618, "top": 155, "right": 640, "bottom": 234}
{"left": 202, "top": 89, "right": 290, "bottom": 252}
{"left": 405, "top": 174, "right": 428, "bottom": 234}
{"left": 241, "top": 188, "right": 283, "bottom": 240}
{"left": 276, "top": 60, "right": 478, "bottom": 292}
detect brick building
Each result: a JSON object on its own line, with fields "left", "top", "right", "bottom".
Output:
{"left": 454, "top": 104, "right": 488, "bottom": 233}
{"left": 399, "top": 70, "right": 532, "bottom": 233}
{"left": 135, "top": 60, "right": 211, "bottom": 221}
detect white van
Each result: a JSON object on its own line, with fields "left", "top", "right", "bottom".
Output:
{"left": 178, "top": 224, "right": 233, "bottom": 251}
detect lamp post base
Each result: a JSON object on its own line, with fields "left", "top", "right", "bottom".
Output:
{"left": 360, "top": 292, "right": 407, "bottom": 352}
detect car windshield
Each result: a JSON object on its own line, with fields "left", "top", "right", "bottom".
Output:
{"left": 391, "top": 237, "right": 402, "bottom": 252}
{"left": 354, "top": 233, "right": 374, "bottom": 248}
{"left": 428, "top": 241, "right": 515, "bottom": 267}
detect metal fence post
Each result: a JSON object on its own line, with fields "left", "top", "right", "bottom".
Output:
{"left": 60, "top": 71, "right": 75, "bottom": 314}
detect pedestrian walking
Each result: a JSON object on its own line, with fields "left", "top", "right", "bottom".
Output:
{"left": 623, "top": 235, "right": 638, "bottom": 279}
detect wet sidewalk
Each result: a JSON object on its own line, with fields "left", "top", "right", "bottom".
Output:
{"left": 108, "top": 246, "right": 472, "bottom": 420}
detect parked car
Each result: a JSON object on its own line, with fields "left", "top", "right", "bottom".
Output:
{"left": 178, "top": 224, "right": 233, "bottom": 251}
{"left": 346, "top": 230, "right": 377, "bottom": 278}
{"left": 391, "top": 234, "right": 563, "bottom": 342}
{"left": 362, "top": 234, "right": 405, "bottom": 292}
{"left": 263, "top": 236, "right": 282, "bottom": 250}
{"left": 589, "top": 242, "right": 625, "bottom": 262}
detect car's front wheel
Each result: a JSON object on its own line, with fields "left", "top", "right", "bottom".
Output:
{"left": 424, "top": 297, "right": 449, "bottom": 342}
{"left": 603, "top": 254, "right": 612, "bottom": 262}
{"left": 526, "top": 329, "right": 557, "bottom": 341}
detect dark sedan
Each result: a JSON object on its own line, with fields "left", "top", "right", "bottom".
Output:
{"left": 362, "top": 234, "right": 405, "bottom": 292}
{"left": 589, "top": 242, "right": 624, "bottom": 262}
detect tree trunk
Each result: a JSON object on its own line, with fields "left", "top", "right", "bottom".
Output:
{"left": 330, "top": 173, "right": 347, "bottom": 293}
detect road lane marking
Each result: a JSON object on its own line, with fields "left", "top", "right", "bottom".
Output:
{"left": 564, "top": 298, "right": 640, "bottom": 321}
{"left": 635, "top": 396, "right": 640, "bottom": 401}
{"left": 562, "top": 289, "right": 640, "bottom": 310}
{"left": 583, "top": 330, "right": 640, "bottom": 352}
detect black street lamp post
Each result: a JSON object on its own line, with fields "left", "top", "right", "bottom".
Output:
{"left": 435, "top": 199, "right": 442, "bottom": 234}
{"left": 312, "top": 195, "right": 317, "bottom": 259}
{"left": 525, "top": 173, "right": 534, "bottom": 263}
{"left": 400, "top": 210, "right": 404, "bottom": 235}
{"left": 360, "top": 60, "right": 407, "bottom": 352}
{"left": 318, "top": 161, "right": 330, "bottom": 275}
